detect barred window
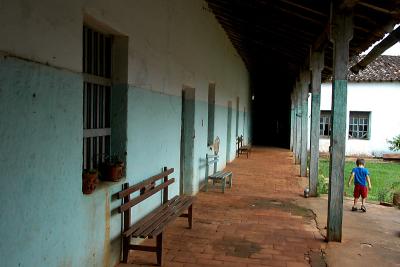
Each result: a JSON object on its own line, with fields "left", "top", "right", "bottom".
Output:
{"left": 319, "top": 110, "right": 331, "bottom": 137}
{"left": 83, "top": 26, "right": 113, "bottom": 170}
{"left": 349, "top": 112, "right": 370, "bottom": 139}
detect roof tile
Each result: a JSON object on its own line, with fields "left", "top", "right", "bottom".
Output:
{"left": 348, "top": 55, "right": 400, "bottom": 82}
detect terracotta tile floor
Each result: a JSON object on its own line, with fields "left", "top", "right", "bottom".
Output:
{"left": 127, "top": 147, "right": 325, "bottom": 266}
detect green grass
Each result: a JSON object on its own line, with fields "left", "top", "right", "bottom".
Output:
{"left": 318, "top": 159, "right": 400, "bottom": 203}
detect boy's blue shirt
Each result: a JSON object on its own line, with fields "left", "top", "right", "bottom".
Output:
{"left": 352, "top": 167, "right": 369, "bottom": 186}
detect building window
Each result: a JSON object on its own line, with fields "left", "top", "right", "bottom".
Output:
{"left": 83, "top": 25, "right": 113, "bottom": 170}
{"left": 349, "top": 111, "right": 370, "bottom": 139}
{"left": 319, "top": 110, "right": 331, "bottom": 137}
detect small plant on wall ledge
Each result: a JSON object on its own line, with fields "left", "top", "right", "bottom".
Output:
{"left": 102, "top": 154, "right": 124, "bottom": 182}
{"left": 388, "top": 134, "right": 400, "bottom": 151}
{"left": 82, "top": 169, "right": 99, "bottom": 194}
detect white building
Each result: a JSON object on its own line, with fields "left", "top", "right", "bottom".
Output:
{"left": 310, "top": 55, "right": 400, "bottom": 157}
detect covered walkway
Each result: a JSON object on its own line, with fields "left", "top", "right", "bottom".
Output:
{"left": 127, "top": 147, "right": 326, "bottom": 266}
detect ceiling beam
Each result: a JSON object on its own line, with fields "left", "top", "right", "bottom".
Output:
{"left": 350, "top": 25, "right": 400, "bottom": 73}
{"left": 359, "top": 2, "right": 397, "bottom": 15}
{"left": 277, "top": 0, "right": 327, "bottom": 17}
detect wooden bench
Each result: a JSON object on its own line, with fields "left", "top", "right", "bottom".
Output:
{"left": 383, "top": 153, "right": 400, "bottom": 161}
{"left": 236, "top": 135, "right": 251, "bottom": 158}
{"left": 205, "top": 154, "right": 233, "bottom": 193}
{"left": 116, "top": 167, "right": 194, "bottom": 265}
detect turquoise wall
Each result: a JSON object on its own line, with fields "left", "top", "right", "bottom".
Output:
{"left": 125, "top": 87, "right": 182, "bottom": 217}
{"left": 0, "top": 56, "right": 120, "bottom": 266}
{"left": 0, "top": 56, "right": 250, "bottom": 266}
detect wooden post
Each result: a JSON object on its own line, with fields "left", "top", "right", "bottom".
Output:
{"left": 295, "top": 83, "right": 302, "bottom": 165}
{"left": 156, "top": 233, "right": 163, "bottom": 266}
{"left": 163, "top": 166, "right": 169, "bottom": 204}
{"left": 309, "top": 50, "right": 324, "bottom": 196}
{"left": 122, "top": 183, "right": 130, "bottom": 263}
{"left": 300, "top": 69, "right": 310, "bottom": 177}
{"left": 292, "top": 89, "right": 297, "bottom": 158}
{"left": 290, "top": 93, "right": 295, "bottom": 152}
{"left": 327, "top": 7, "right": 353, "bottom": 242}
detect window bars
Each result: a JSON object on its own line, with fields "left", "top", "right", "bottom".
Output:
{"left": 349, "top": 112, "right": 370, "bottom": 139}
{"left": 319, "top": 111, "right": 331, "bottom": 137}
{"left": 83, "top": 26, "right": 112, "bottom": 170}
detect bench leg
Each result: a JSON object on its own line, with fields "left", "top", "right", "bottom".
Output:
{"left": 229, "top": 174, "right": 233, "bottom": 188}
{"left": 156, "top": 233, "right": 163, "bottom": 266}
{"left": 222, "top": 178, "right": 226, "bottom": 193}
{"left": 188, "top": 204, "right": 193, "bottom": 229}
{"left": 122, "top": 236, "right": 130, "bottom": 263}
{"left": 205, "top": 177, "right": 208, "bottom": 192}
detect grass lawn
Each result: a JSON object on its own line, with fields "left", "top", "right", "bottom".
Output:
{"left": 318, "top": 158, "right": 400, "bottom": 203}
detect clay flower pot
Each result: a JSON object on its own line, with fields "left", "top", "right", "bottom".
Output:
{"left": 106, "top": 163, "right": 123, "bottom": 181}
{"left": 82, "top": 170, "right": 98, "bottom": 194}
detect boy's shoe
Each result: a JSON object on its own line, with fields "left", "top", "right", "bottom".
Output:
{"left": 361, "top": 205, "right": 366, "bottom": 212}
{"left": 351, "top": 207, "right": 357, "bottom": 211}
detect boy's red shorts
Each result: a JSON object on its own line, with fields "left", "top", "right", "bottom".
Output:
{"left": 354, "top": 184, "right": 368, "bottom": 199}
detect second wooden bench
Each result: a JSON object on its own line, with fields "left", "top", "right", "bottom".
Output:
{"left": 205, "top": 154, "right": 233, "bottom": 193}
{"left": 236, "top": 135, "right": 252, "bottom": 158}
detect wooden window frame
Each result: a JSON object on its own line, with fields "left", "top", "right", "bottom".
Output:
{"left": 348, "top": 111, "right": 370, "bottom": 140}
{"left": 319, "top": 110, "right": 331, "bottom": 138}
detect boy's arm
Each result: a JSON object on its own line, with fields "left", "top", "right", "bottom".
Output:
{"left": 367, "top": 175, "right": 372, "bottom": 189}
{"left": 348, "top": 173, "right": 354, "bottom": 187}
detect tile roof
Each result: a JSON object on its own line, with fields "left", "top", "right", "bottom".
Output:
{"left": 348, "top": 55, "right": 400, "bottom": 82}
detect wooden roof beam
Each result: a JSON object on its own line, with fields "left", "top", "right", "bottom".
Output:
{"left": 207, "top": 0, "right": 325, "bottom": 30}
{"left": 277, "top": 0, "right": 327, "bottom": 17}
{"left": 230, "top": 41, "right": 305, "bottom": 63}
{"left": 273, "top": 6, "right": 325, "bottom": 26}
{"left": 228, "top": 35, "right": 308, "bottom": 58}
{"left": 312, "top": 1, "right": 359, "bottom": 51}
{"left": 359, "top": 2, "right": 398, "bottom": 15}
{"left": 337, "top": 0, "right": 360, "bottom": 10}
{"left": 218, "top": 21, "right": 314, "bottom": 47}
{"left": 350, "top": 25, "right": 400, "bottom": 73}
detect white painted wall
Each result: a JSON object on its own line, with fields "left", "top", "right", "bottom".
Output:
{"left": 0, "top": 0, "right": 249, "bottom": 107}
{"left": 308, "top": 82, "right": 400, "bottom": 156}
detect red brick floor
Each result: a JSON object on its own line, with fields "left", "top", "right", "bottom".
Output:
{"left": 127, "top": 147, "right": 325, "bottom": 266}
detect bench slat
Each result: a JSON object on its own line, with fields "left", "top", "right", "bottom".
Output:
{"left": 131, "top": 197, "right": 185, "bottom": 238}
{"left": 118, "top": 168, "right": 174, "bottom": 199}
{"left": 135, "top": 196, "right": 193, "bottom": 238}
{"left": 123, "top": 196, "right": 180, "bottom": 238}
{"left": 150, "top": 197, "right": 194, "bottom": 237}
{"left": 119, "top": 178, "right": 175, "bottom": 213}
{"left": 210, "top": 171, "right": 232, "bottom": 179}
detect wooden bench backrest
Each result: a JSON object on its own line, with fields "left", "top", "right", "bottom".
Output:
{"left": 117, "top": 167, "right": 174, "bottom": 214}
{"left": 237, "top": 135, "right": 243, "bottom": 149}
{"left": 206, "top": 154, "right": 218, "bottom": 176}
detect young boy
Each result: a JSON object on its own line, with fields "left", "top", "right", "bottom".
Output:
{"left": 348, "top": 158, "right": 372, "bottom": 212}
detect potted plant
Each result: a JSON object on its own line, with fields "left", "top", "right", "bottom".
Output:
{"left": 104, "top": 155, "right": 124, "bottom": 182}
{"left": 82, "top": 169, "right": 98, "bottom": 194}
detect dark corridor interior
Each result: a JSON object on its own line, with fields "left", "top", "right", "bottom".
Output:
{"left": 204, "top": 0, "right": 400, "bottom": 149}
{"left": 251, "top": 66, "right": 293, "bottom": 148}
